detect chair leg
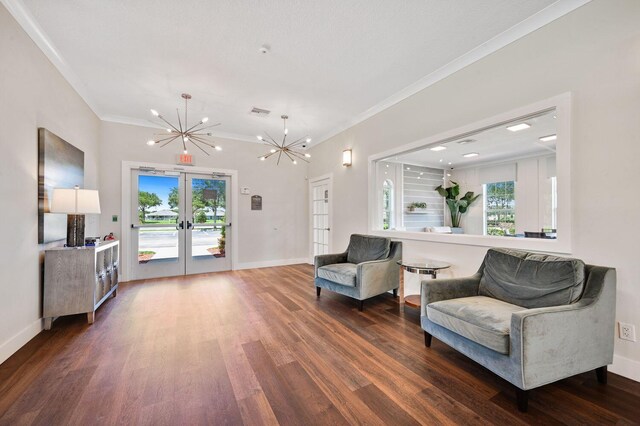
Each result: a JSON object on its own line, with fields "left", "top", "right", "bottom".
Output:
{"left": 392, "top": 288, "right": 398, "bottom": 298}
{"left": 358, "top": 300, "right": 364, "bottom": 311}
{"left": 516, "top": 388, "right": 529, "bottom": 412}
{"left": 316, "top": 287, "right": 321, "bottom": 297}
{"left": 596, "top": 366, "right": 607, "bottom": 384}
{"left": 424, "top": 331, "right": 432, "bottom": 348}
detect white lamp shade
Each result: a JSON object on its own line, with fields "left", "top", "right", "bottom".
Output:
{"left": 50, "top": 188, "right": 101, "bottom": 214}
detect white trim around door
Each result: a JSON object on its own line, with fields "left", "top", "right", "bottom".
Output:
{"left": 121, "top": 161, "right": 239, "bottom": 281}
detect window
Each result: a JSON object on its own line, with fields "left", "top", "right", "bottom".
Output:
{"left": 382, "top": 179, "right": 394, "bottom": 230}
{"left": 484, "top": 181, "right": 515, "bottom": 236}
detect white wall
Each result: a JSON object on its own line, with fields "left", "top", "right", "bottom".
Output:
{"left": 309, "top": 0, "right": 640, "bottom": 381}
{"left": 98, "top": 121, "right": 308, "bottom": 276}
{"left": 0, "top": 4, "right": 101, "bottom": 363}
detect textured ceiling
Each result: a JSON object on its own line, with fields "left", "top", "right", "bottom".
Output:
{"left": 18, "top": 0, "right": 569, "bottom": 144}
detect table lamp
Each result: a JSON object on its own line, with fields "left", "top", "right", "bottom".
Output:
{"left": 50, "top": 185, "right": 101, "bottom": 247}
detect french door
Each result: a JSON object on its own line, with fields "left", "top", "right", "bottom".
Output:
{"left": 131, "top": 170, "right": 231, "bottom": 280}
{"left": 310, "top": 176, "right": 331, "bottom": 257}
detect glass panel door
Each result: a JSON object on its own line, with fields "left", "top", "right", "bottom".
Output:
{"left": 131, "top": 170, "right": 185, "bottom": 280}
{"left": 185, "top": 174, "right": 231, "bottom": 274}
{"left": 311, "top": 179, "right": 330, "bottom": 257}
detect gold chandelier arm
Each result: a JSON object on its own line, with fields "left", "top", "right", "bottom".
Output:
{"left": 159, "top": 135, "right": 181, "bottom": 148}
{"left": 176, "top": 108, "right": 184, "bottom": 134}
{"left": 287, "top": 150, "right": 310, "bottom": 162}
{"left": 186, "top": 122, "right": 221, "bottom": 134}
{"left": 157, "top": 116, "right": 182, "bottom": 134}
{"left": 189, "top": 135, "right": 216, "bottom": 147}
{"left": 152, "top": 134, "right": 180, "bottom": 143}
{"left": 189, "top": 139, "right": 211, "bottom": 156}
{"left": 263, "top": 131, "right": 282, "bottom": 148}
{"left": 282, "top": 150, "right": 296, "bottom": 163}
{"left": 277, "top": 150, "right": 283, "bottom": 165}
{"left": 286, "top": 136, "right": 308, "bottom": 148}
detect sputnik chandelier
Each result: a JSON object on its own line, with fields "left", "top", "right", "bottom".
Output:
{"left": 146, "top": 93, "right": 222, "bottom": 155}
{"left": 257, "top": 115, "right": 311, "bottom": 165}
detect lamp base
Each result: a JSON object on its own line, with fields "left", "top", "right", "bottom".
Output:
{"left": 66, "top": 214, "right": 85, "bottom": 247}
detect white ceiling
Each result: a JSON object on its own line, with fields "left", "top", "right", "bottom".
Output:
{"left": 390, "top": 109, "right": 557, "bottom": 169}
{"left": 9, "top": 0, "right": 586, "bottom": 144}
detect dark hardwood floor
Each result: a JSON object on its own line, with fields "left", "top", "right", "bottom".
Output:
{"left": 1, "top": 264, "right": 639, "bottom": 425}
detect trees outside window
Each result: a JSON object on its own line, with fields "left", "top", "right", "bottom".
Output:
{"left": 485, "top": 181, "right": 515, "bottom": 236}
{"left": 382, "top": 179, "right": 394, "bottom": 230}
{"left": 138, "top": 191, "right": 162, "bottom": 223}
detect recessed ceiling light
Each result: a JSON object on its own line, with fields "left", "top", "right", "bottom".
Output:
{"left": 507, "top": 123, "right": 531, "bottom": 132}
{"left": 386, "top": 164, "right": 389, "bottom": 168}
{"left": 417, "top": 177, "right": 421, "bottom": 179}
{"left": 439, "top": 159, "right": 443, "bottom": 162}
{"left": 406, "top": 167, "right": 411, "bottom": 170}
{"left": 539, "top": 134, "right": 557, "bottom": 142}
{"left": 420, "top": 172, "right": 424, "bottom": 175}
{"left": 448, "top": 162, "right": 452, "bottom": 165}
{"left": 463, "top": 152, "right": 479, "bottom": 158}
{"left": 430, "top": 146, "right": 446, "bottom": 152}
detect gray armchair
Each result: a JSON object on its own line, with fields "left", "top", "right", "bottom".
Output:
{"left": 314, "top": 234, "right": 402, "bottom": 311}
{"left": 421, "top": 248, "right": 616, "bottom": 412}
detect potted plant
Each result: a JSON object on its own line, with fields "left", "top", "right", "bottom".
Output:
{"left": 407, "top": 202, "right": 428, "bottom": 212}
{"left": 435, "top": 181, "right": 481, "bottom": 233}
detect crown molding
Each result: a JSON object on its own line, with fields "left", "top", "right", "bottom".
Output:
{"left": 1, "top": 0, "right": 103, "bottom": 117}
{"left": 4, "top": 0, "right": 590, "bottom": 146}
{"left": 100, "top": 115, "right": 259, "bottom": 144}
{"left": 314, "top": 0, "right": 591, "bottom": 146}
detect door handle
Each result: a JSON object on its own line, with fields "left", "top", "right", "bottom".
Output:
{"left": 176, "top": 220, "right": 184, "bottom": 230}
{"left": 187, "top": 220, "right": 193, "bottom": 229}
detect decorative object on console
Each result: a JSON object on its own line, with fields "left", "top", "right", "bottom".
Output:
{"left": 258, "top": 115, "right": 311, "bottom": 165}
{"left": 50, "top": 186, "right": 101, "bottom": 247}
{"left": 342, "top": 149, "right": 352, "bottom": 166}
{"left": 146, "top": 93, "right": 222, "bottom": 155}
{"left": 407, "top": 202, "right": 427, "bottom": 212}
{"left": 435, "top": 181, "right": 481, "bottom": 233}
{"left": 38, "top": 128, "right": 84, "bottom": 244}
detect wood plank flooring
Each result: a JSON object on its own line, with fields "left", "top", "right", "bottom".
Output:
{"left": 0, "top": 264, "right": 639, "bottom": 425}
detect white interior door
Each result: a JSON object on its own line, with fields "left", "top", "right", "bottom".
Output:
{"left": 130, "top": 170, "right": 231, "bottom": 280}
{"left": 311, "top": 177, "right": 331, "bottom": 257}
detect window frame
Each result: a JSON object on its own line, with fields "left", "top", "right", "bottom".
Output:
{"left": 366, "top": 93, "right": 572, "bottom": 254}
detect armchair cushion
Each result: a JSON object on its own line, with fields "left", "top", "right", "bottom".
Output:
{"left": 317, "top": 263, "right": 357, "bottom": 287}
{"left": 346, "top": 234, "right": 391, "bottom": 265}
{"left": 478, "top": 248, "right": 586, "bottom": 309}
{"left": 427, "top": 296, "right": 525, "bottom": 354}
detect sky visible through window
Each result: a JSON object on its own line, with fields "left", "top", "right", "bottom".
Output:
{"left": 139, "top": 175, "right": 177, "bottom": 210}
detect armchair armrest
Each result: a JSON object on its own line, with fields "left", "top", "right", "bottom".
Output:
{"left": 357, "top": 256, "right": 401, "bottom": 299}
{"left": 420, "top": 273, "right": 481, "bottom": 316}
{"left": 314, "top": 251, "right": 348, "bottom": 277}
{"left": 510, "top": 266, "right": 616, "bottom": 389}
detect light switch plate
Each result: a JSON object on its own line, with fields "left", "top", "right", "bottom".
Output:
{"left": 241, "top": 187, "right": 250, "bottom": 195}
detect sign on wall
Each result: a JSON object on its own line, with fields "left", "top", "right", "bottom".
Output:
{"left": 251, "top": 195, "right": 262, "bottom": 211}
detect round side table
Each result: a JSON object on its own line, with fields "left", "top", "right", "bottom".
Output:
{"left": 397, "top": 259, "right": 451, "bottom": 309}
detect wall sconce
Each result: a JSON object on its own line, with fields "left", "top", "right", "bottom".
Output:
{"left": 342, "top": 149, "right": 352, "bottom": 167}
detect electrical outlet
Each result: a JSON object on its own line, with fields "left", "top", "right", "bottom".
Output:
{"left": 619, "top": 322, "right": 637, "bottom": 342}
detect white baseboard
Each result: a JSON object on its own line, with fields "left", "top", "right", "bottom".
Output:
{"left": 610, "top": 354, "right": 640, "bottom": 382}
{"left": 0, "top": 319, "right": 43, "bottom": 365}
{"left": 235, "top": 258, "right": 309, "bottom": 270}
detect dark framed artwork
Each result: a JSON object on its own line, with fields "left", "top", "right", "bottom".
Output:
{"left": 38, "top": 128, "right": 84, "bottom": 244}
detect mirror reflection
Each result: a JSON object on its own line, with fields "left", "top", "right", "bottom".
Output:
{"left": 376, "top": 108, "right": 558, "bottom": 239}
